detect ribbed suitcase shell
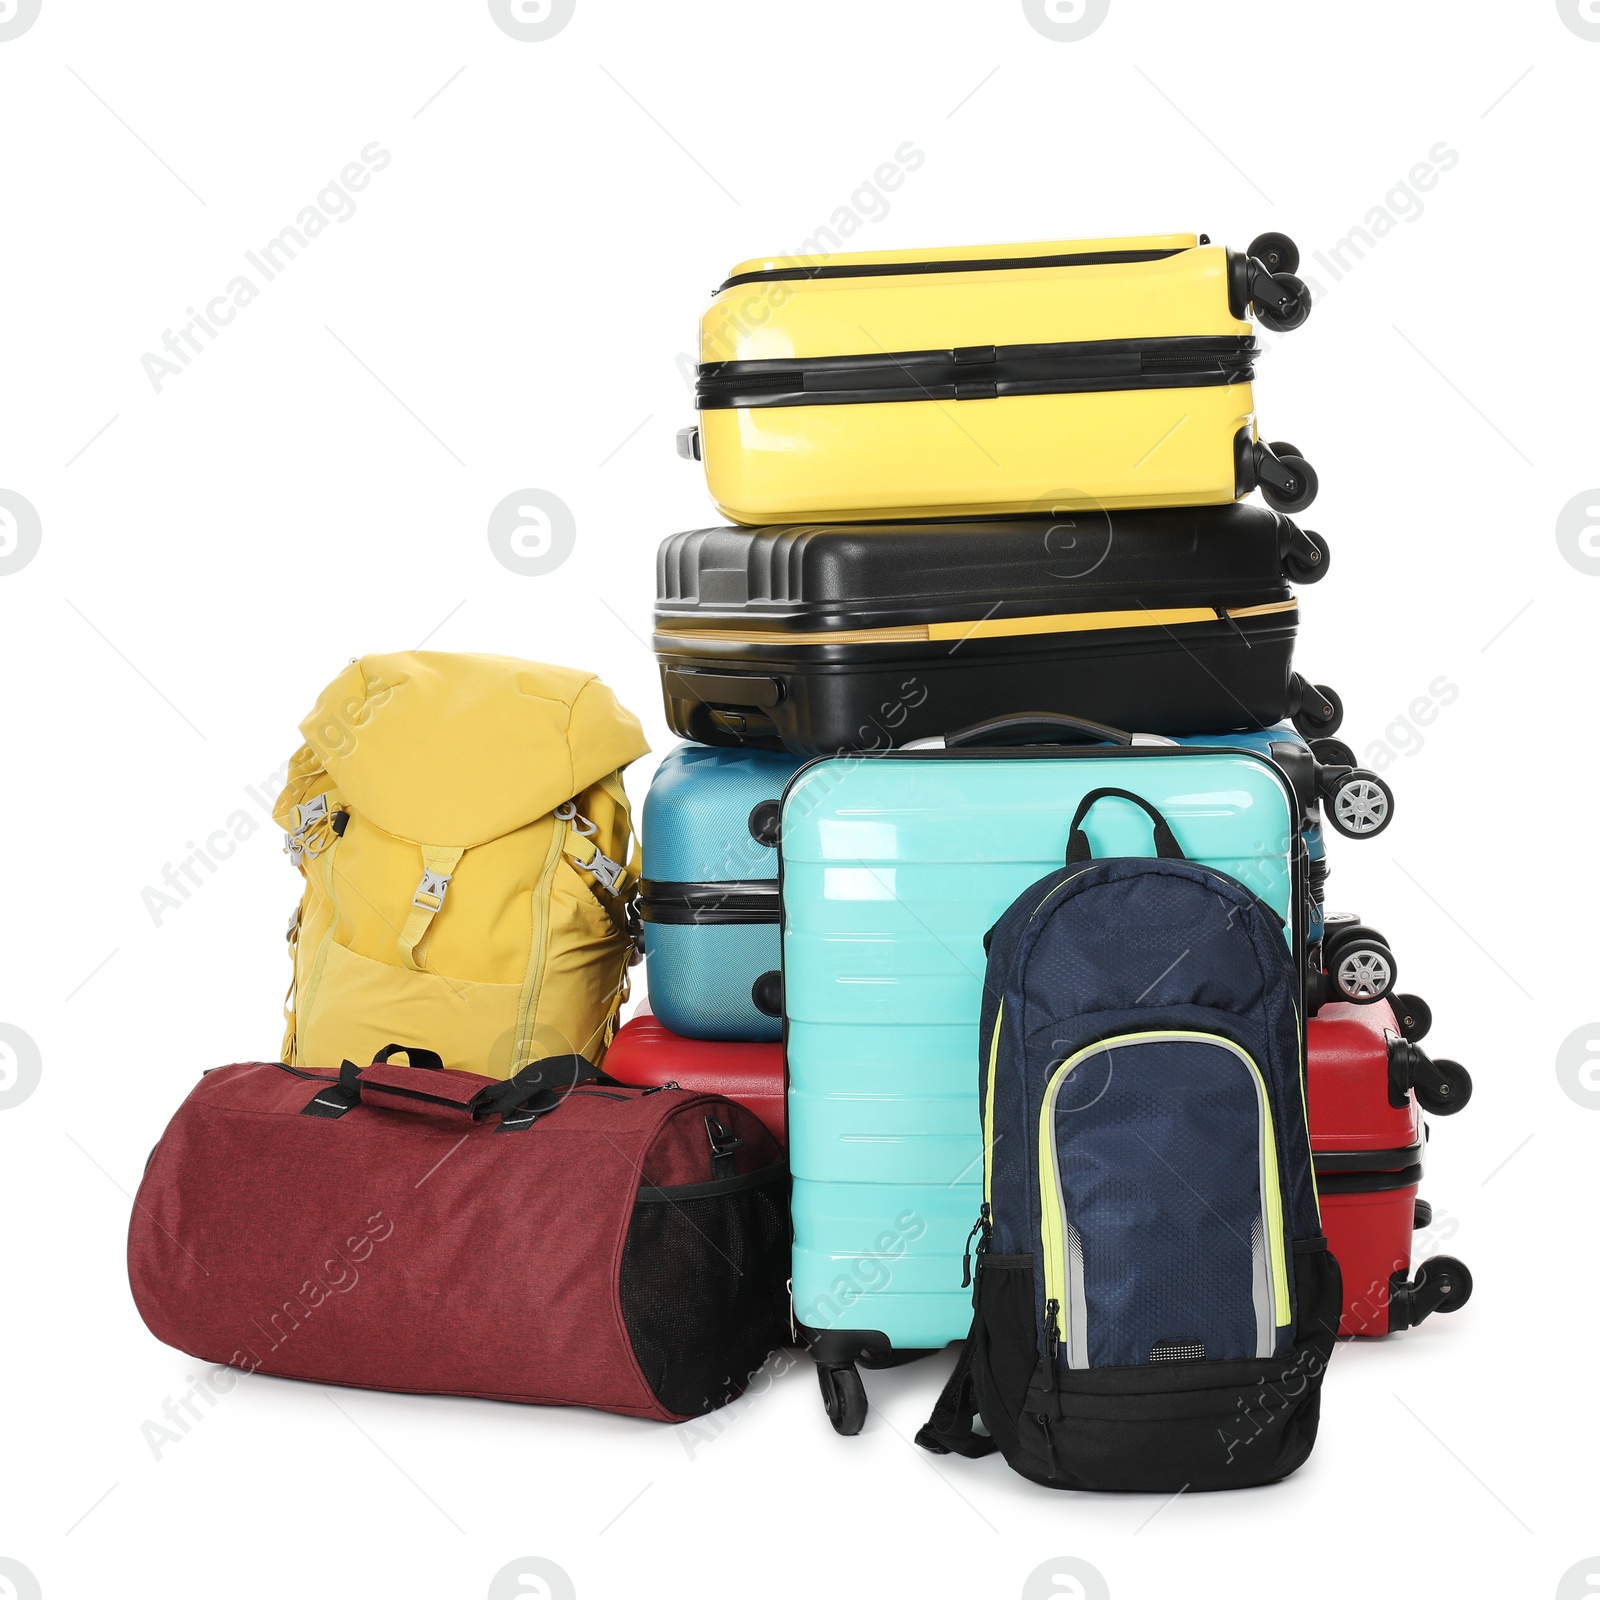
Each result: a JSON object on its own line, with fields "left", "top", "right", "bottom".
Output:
{"left": 655, "top": 505, "right": 1316, "bottom": 754}
{"left": 692, "top": 234, "right": 1295, "bottom": 523}
{"left": 781, "top": 745, "right": 1301, "bottom": 1351}
{"left": 1171, "top": 725, "right": 1328, "bottom": 942}
{"left": 640, "top": 744, "right": 804, "bottom": 1041}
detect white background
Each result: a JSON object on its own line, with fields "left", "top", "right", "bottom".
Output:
{"left": 2, "top": 3, "right": 1595, "bottom": 1598}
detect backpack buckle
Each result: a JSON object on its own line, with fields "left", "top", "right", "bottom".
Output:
{"left": 412, "top": 870, "right": 452, "bottom": 911}
{"left": 579, "top": 848, "right": 627, "bottom": 896}
{"left": 291, "top": 794, "right": 328, "bottom": 834}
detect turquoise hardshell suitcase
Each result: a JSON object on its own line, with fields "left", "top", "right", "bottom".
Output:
{"left": 1171, "top": 724, "right": 1329, "bottom": 942}
{"left": 781, "top": 715, "right": 1306, "bottom": 1430}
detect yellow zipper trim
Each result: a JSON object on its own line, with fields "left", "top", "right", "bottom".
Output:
{"left": 655, "top": 598, "right": 1297, "bottom": 650}
{"left": 1038, "top": 1030, "right": 1291, "bottom": 1355}
{"left": 983, "top": 1002, "right": 1004, "bottom": 1210}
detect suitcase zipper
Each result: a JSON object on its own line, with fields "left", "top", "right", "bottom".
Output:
{"left": 697, "top": 335, "right": 1254, "bottom": 411}
{"left": 655, "top": 599, "right": 1296, "bottom": 651}
{"left": 719, "top": 244, "right": 1189, "bottom": 290}
{"left": 636, "top": 879, "right": 780, "bottom": 927}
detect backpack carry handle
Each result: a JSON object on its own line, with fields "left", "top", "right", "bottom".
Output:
{"left": 1066, "top": 788, "right": 1186, "bottom": 863}
{"left": 944, "top": 712, "right": 1134, "bottom": 748}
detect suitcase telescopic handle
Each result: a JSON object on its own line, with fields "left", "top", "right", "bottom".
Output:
{"left": 1065, "top": 789, "right": 1187, "bottom": 864}
{"left": 944, "top": 712, "right": 1135, "bottom": 748}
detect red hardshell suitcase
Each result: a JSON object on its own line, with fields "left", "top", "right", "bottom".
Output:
{"left": 1308, "top": 1001, "right": 1474, "bottom": 1335}
{"left": 606, "top": 1011, "right": 786, "bottom": 1146}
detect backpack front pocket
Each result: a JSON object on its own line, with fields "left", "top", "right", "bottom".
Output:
{"left": 1037, "top": 1031, "right": 1291, "bottom": 1369}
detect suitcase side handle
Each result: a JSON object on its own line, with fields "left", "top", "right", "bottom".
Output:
{"left": 943, "top": 712, "right": 1134, "bottom": 748}
{"left": 661, "top": 667, "right": 782, "bottom": 709}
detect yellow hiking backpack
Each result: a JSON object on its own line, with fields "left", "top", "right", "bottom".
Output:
{"left": 274, "top": 652, "right": 649, "bottom": 1077}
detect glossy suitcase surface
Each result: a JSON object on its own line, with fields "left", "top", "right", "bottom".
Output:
{"left": 1309, "top": 1001, "right": 1473, "bottom": 1334}
{"left": 639, "top": 744, "right": 804, "bottom": 1041}
{"left": 605, "top": 1010, "right": 786, "bottom": 1145}
{"left": 685, "top": 232, "right": 1314, "bottom": 524}
{"left": 655, "top": 505, "right": 1331, "bottom": 756}
{"left": 782, "top": 740, "right": 1302, "bottom": 1358}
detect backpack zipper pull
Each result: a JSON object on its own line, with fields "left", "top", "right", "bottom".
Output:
{"left": 960, "top": 1202, "right": 991, "bottom": 1288}
{"left": 1035, "top": 1412, "right": 1060, "bottom": 1480}
{"left": 1045, "top": 1298, "right": 1062, "bottom": 1393}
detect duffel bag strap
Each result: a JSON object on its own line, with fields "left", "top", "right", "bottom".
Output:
{"left": 477, "top": 1052, "right": 620, "bottom": 1130}
{"left": 915, "top": 1336, "right": 997, "bottom": 1459}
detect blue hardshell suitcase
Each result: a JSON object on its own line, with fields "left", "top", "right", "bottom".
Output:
{"left": 781, "top": 716, "right": 1305, "bottom": 1426}
{"left": 640, "top": 743, "right": 805, "bottom": 1041}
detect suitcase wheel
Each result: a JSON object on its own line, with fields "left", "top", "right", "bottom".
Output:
{"left": 1258, "top": 444, "right": 1318, "bottom": 512}
{"left": 1283, "top": 525, "right": 1332, "bottom": 584}
{"left": 1308, "top": 736, "right": 1358, "bottom": 769}
{"left": 1255, "top": 274, "right": 1311, "bottom": 333}
{"left": 1392, "top": 991, "right": 1433, "bottom": 1043}
{"left": 1248, "top": 232, "right": 1300, "bottom": 276}
{"left": 1413, "top": 1057, "right": 1472, "bottom": 1117}
{"left": 1413, "top": 1197, "right": 1433, "bottom": 1230}
{"left": 1291, "top": 680, "right": 1344, "bottom": 740}
{"left": 816, "top": 1362, "right": 868, "bottom": 1437}
{"left": 1389, "top": 1255, "right": 1472, "bottom": 1330}
{"left": 1325, "top": 770, "right": 1394, "bottom": 841}
{"left": 1331, "top": 937, "right": 1397, "bottom": 1003}
{"left": 1413, "top": 1255, "right": 1473, "bottom": 1317}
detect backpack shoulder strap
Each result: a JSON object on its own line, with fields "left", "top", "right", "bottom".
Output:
{"left": 915, "top": 1338, "right": 996, "bottom": 1459}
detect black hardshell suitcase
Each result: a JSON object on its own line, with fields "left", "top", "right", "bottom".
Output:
{"left": 653, "top": 503, "right": 1340, "bottom": 756}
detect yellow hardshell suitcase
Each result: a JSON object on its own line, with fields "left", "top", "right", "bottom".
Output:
{"left": 678, "top": 231, "right": 1314, "bottom": 525}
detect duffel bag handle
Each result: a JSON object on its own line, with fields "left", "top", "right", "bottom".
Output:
{"left": 332, "top": 1058, "right": 490, "bottom": 1122}
{"left": 304, "top": 1051, "right": 614, "bottom": 1125}
{"left": 369, "top": 1043, "right": 445, "bottom": 1071}
{"left": 943, "top": 712, "right": 1138, "bottom": 748}
{"left": 1065, "top": 788, "right": 1186, "bottom": 863}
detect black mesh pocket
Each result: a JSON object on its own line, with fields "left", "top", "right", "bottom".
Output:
{"left": 620, "top": 1165, "right": 790, "bottom": 1418}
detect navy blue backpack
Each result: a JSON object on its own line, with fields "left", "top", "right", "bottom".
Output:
{"left": 919, "top": 788, "right": 1341, "bottom": 1493}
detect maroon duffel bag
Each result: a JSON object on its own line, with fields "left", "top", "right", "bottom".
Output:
{"left": 128, "top": 1052, "right": 790, "bottom": 1421}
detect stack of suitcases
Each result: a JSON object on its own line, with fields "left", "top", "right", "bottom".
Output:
{"left": 614, "top": 230, "right": 1474, "bottom": 1435}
